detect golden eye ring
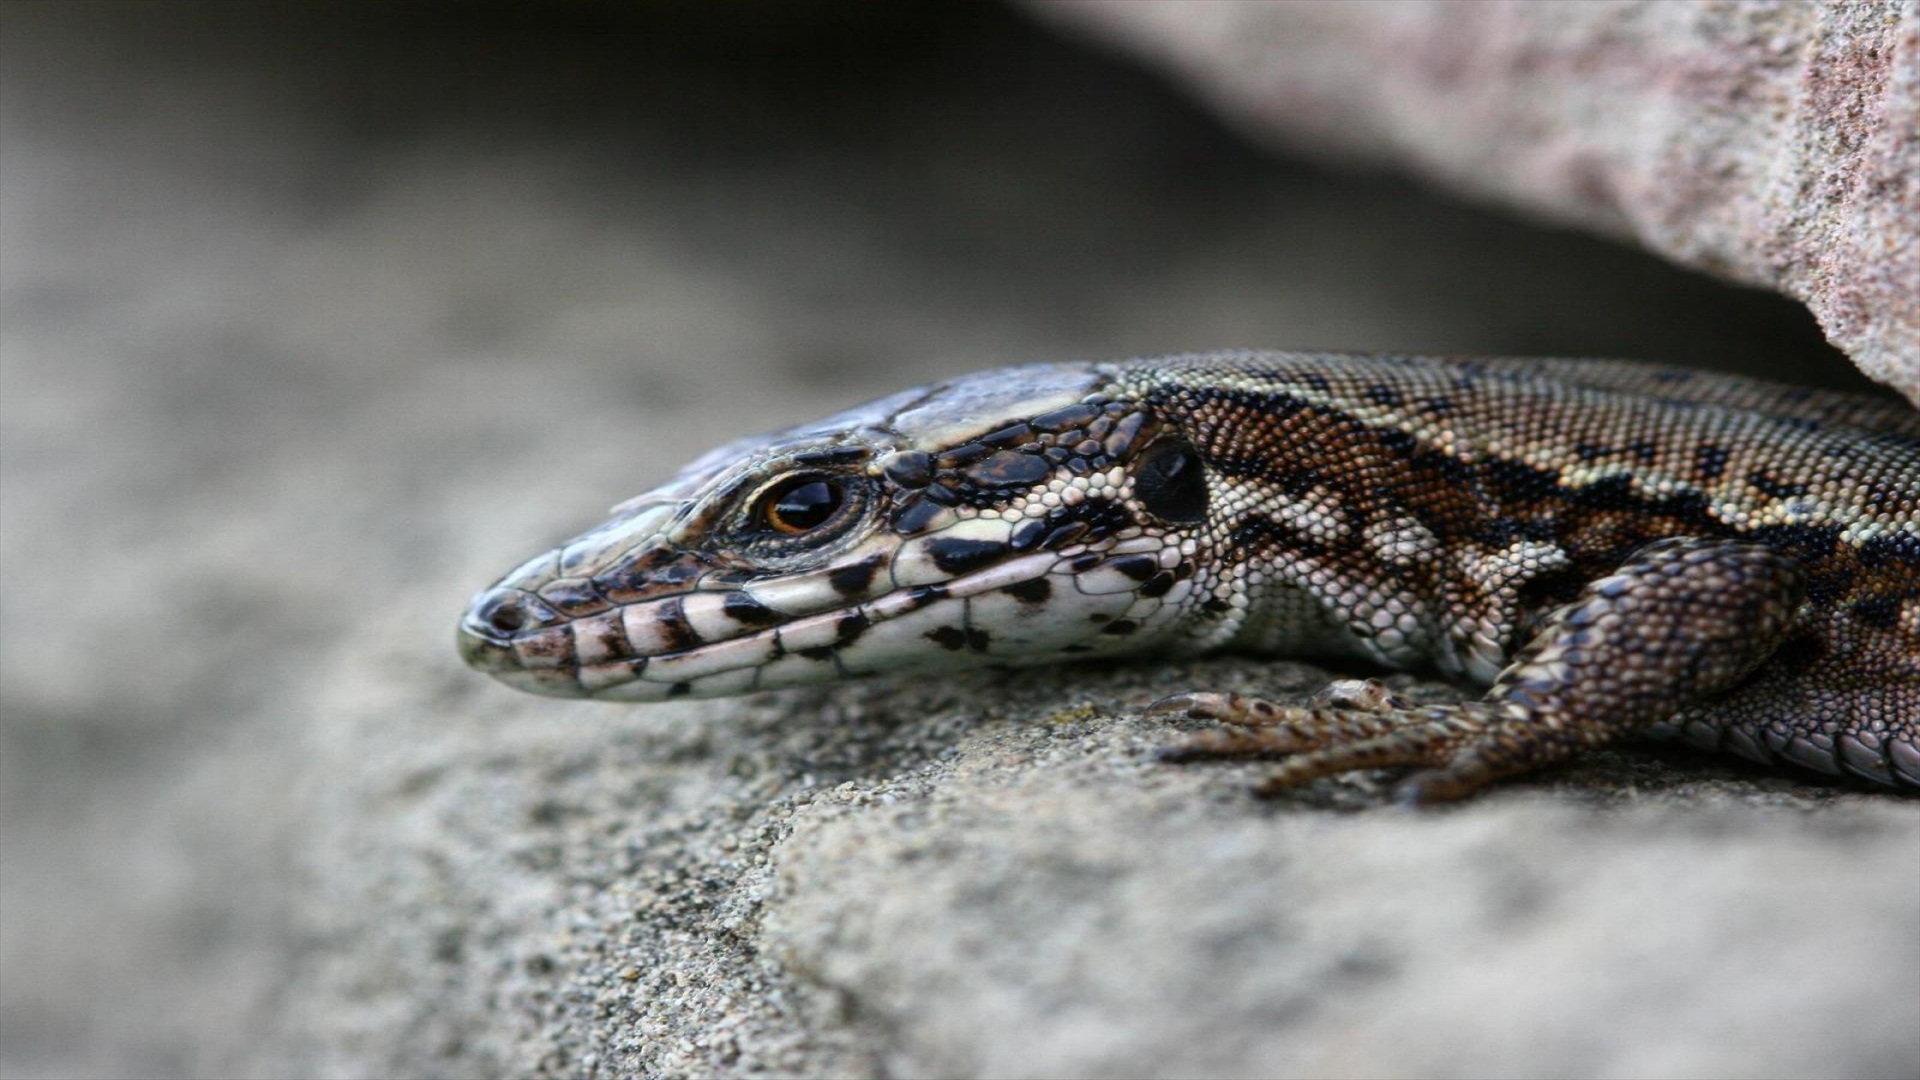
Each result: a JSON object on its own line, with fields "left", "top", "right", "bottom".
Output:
{"left": 755, "top": 474, "right": 847, "bottom": 535}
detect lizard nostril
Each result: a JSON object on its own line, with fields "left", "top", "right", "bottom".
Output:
{"left": 482, "top": 593, "right": 530, "bottom": 635}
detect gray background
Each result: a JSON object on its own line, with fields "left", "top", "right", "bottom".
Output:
{"left": 3, "top": 3, "right": 1913, "bottom": 1078}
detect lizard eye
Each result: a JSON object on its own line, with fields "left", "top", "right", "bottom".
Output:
{"left": 1134, "top": 440, "right": 1207, "bottom": 524}
{"left": 755, "top": 474, "right": 847, "bottom": 535}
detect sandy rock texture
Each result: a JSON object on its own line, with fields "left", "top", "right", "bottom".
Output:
{"left": 2, "top": 5, "right": 1915, "bottom": 1079}
{"left": 1039, "top": 0, "right": 1920, "bottom": 404}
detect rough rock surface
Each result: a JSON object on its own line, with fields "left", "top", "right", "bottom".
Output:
{"left": 3, "top": 5, "right": 1915, "bottom": 1080}
{"left": 1040, "top": 0, "right": 1920, "bottom": 404}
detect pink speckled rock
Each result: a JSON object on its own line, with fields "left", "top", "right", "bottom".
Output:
{"left": 1038, "top": 0, "right": 1920, "bottom": 404}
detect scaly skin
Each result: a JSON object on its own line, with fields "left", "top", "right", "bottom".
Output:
{"left": 459, "top": 353, "right": 1920, "bottom": 801}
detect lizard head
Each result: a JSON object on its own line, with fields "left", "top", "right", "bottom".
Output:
{"left": 459, "top": 361, "right": 1231, "bottom": 700}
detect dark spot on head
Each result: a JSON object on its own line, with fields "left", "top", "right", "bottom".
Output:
{"left": 926, "top": 537, "right": 1009, "bottom": 575}
{"left": 1573, "top": 441, "right": 1610, "bottom": 462}
{"left": 1100, "top": 619, "right": 1140, "bottom": 636}
{"left": 1748, "top": 470, "right": 1810, "bottom": 499}
{"left": 1377, "top": 428, "right": 1418, "bottom": 457}
{"left": 881, "top": 451, "right": 932, "bottom": 488}
{"left": 1109, "top": 555, "right": 1159, "bottom": 581}
{"left": 1203, "top": 598, "right": 1232, "bottom": 614}
{"left": 722, "top": 591, "right": 780, "bottom": 626}
{"left": 1859, "top": 532, "right": 1920, "bottom": 569}
{"left": 1695, "top": 444, "right": 1729, "bottom": 481}
{"left": 1365, "top": 384, "right": 1402, "bottom": 407}
{"left": 938, "top": 443, "right": 991, "bottom": 467}
{"left": 927, "top": 625, "right": 968, "bottom": 651}
{"left": 1069, "top": 553, "right": 1103, "bottom": 572}
{"left": 1629, "top": 440, "right": 1660, "bottom": 464}
{"left": 892, "top": 498, "right": 946, "bottom": 535}
{"left": 964, "top": 450, "right": 1052, "bottom": 488}
{"left": 833, "top": 611, "right": 871, "bottom": 646}
{"left": 667, "top": 682, "right": 693, "bottom": 698}
{"left": 1009, "top": 518, "right": 1050, "bottom": 552}
{"left": 1003, "top": 577, "right": 1052, "bottom": 604}
{"left": 828, "top": 555, "right": 883, "bottom": 596}
{"left": 1139, "top": 572, "right": 1175, "bottom": 598}
{"left": 1852, "top": 595, "right": 1901, "bottom": 629}
{"left": 653, "top": 597, "right": 701, "bottom": 653}
{"left": 797, "top": 646, "right": 836, "bottom": 661}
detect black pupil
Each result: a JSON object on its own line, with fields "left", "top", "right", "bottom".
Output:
{"left": 1135, "top": 441, "right": 1207, "bottom": 523}
{"left": 770, "top": 479, "right": 841, "bottom": 530}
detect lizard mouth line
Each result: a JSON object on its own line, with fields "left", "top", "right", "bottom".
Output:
{"left": 465, "top": 546, "right": 1125, "bottom": 701}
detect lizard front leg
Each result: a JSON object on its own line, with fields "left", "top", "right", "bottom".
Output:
{"left": 1151, "top": 537, "right": 1807, "bottom": 803}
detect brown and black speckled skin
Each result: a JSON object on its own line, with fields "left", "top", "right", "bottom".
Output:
{"left": 1137, "top": 355, "right": 1917, "bottom": 799}
{"left": 462, "top": 352, "right": 1920, "bottom": 802}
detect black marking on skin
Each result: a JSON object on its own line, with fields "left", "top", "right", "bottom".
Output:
{"left": 1860, "top": 532, "right": 1920, "bottom": 569}
{"left": 926, "top": 625, "right": 993, "bottom": 652}
{"left": 668, "top": 682, "right": 693, "bottom": 698}
{"left": 1749, "top": 470, "right": 1811, "bottom": 499}
{"left": 1101, "top": 619, "right": 1140, "bottom": 636}
{"left": 1629, "top": 439, "right": 1661, "bottom": 464}
{"left": 1484, "top": 458, "right": 1559, "bottom": 503}
{"left": 1420, "top": 396, "right": 1454, "bottom": 415}
{"left": 1377, "top": 428, "right": 1418, "bottom": 457}
{"left": 882, "top": 452, "right": 933, "bottom": 488}
{"left": 893, "top": 498, "right": 946, "bottom": 534}
{"left": 1031, "top": 403, "right": 1102, "bottom": 432}
{"left": 1009, "top": 519, "right": 1050, "bottom": 552}
{"left": 923, "top": 484, "right": 961, "bottom": 507}
{"left": 1230, "top": 514, "right": 1327, "bottom": 559}
{"left": 965, "top": 450, "right": 1051, "bottom": 487}
{"left": 1109, "top": 555, "right": 1159, "bottom": 581}
{"left": 1203, "top": 598, "right": 1232, "bottom": 614}
{"left": 1069, "top": 553, "right": 1103, "bottom": 573}
{"left": 829, "top": 555, "right": 885, "bottom": 595}
{"left": 1852, "top": 595, "right": 1902, "bottom": 629}
{"left": 722, "top": 591, "right": 781, "bottom": 626}
{"left": 834, "top": 611, "right": 871, "bottom": 646}
{"left": 1139, "top": 572, "right": 1176, "bottom": 598}
{"left": 1750, "top": 522, "right": 1842, "bottom": 561}
{"left": 927, "top": 537, "right": 1009, "bottom": 574}
{"left": 653, "top": 597, "right": 702, "bottom": 652}
{"left": 1696, "top": 444, "right": 1730, "bottom": 480}
{"left": 797, "top": 646, "right": 836, "bottom": 661}
{"left": 939, "top": 443, "right": 991, "bottom": 467}
{"left": 1574, "top": 441, "right": 1611, "bottom": 462}
{"left": 1004, "top": 577, "right": 1052, "bottom": 603}
{"left": 1042, "top": 521, "right": 1089, "bottom": 549}
{"left": 1366, "top": 384, "right": 1402, "bottom": 407}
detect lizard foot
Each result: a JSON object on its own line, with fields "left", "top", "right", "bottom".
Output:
{"left": 1150, "top": 537, "right": 1808, "bottom": 803}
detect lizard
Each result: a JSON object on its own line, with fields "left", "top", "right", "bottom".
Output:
{"left": 458, "top": 352, "right": 1920, "bottom": 802}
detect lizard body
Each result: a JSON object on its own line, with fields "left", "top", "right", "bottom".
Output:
{"left": 460, "top": 353, "right": 1920, "bottom": 800}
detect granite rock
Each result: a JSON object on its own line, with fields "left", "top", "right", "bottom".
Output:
{"left": 1039, "top": 0, "right": 1920, "bottom": 403}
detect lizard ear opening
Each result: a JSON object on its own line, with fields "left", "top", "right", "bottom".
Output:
{"left": 1134, "top": 439, "right": 1208, "bottom": 524}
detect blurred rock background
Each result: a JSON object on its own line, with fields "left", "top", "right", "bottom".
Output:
{"left": 1, "top": 3, "right": 1914, "bottom": 1078}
